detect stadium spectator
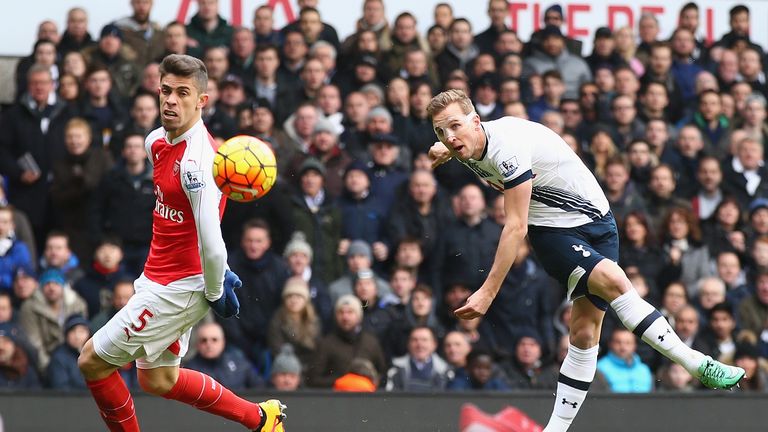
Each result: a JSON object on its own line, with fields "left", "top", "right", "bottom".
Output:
{"left": 597, "top": 329, "right": 653, "bottom": 392}
{"left": 200, "top": 78, "right": 238, "bottom": 140}
{"left": 692, "top": 156, "right": 724, "bottom": 221}
{"left": 669, "top": 28, "right": 704, "bottom": 104}
{"left": 385, "top": 326, "right": 450, "bottom": 391}
{"left": 90, "top": 131, "right": 154, "bottom": 277}
{"left": 267, "top": 276, "right": 321, "bottom": 368}
{"left": 656, "top": 362, "right": 696, "bottom": 392}
{"left": 659, "top": 282, "right": 690, "bottom": 327}
{"left": 641, "top": 42, "right": 684, "bottom": 122}
{"left": 280, "top": 30, "right": 309, "bottom": 83}
{"left": 432, "top": 3, "right": 453, "bottom": 30}
{"left": 252, "top": 5, "right": 282, "bottom": 47}
{"left": 674, "top": 305, "right": 714, "bottom": 355}
{"left": 363, "top": 132, "right": 410, "bottom": 214}
{"left": 14, "top": 22, "right": 60, "bottom": 90}
{"left": 391, "top": 237, "right": 431, "bottom": 288}
{"left": 47, "top": 314, "right": 90, "bottom": 390}
{"left": 14, "top": 39, "right": 59, "bottom": 103}
{"left": 0, "top": 322, "right": 41, "bottom": 389}
{"left": 337, "top": 161, "right": 388, "bottom": 252}
{"left": 694, "top": 276, "right": 727, "bottom": 320}
{"left": 443, "top": 330, "right": 472, "bottom": 371}
{"left": 72, "top": 239, "right": 127, "bottom": 318}
{"left": 277, "top": 104, "right": 319, "bottom": 174}
{"left": 481, "top": 239, "right": 556, "bottom": 358}
{"left": 447, "top": 348, "right": 510, "bottom": 391}
{"left": 527, "top": 4, "right": 583, "bottom": 57}
{"left": 78, "top": 64, "right": 129, "bottom": 151}
{"left": 426, "top": 25, "right": 447, "bottom": 56}
{"left": 11, "top": 269, "right": 38, "bottom": 311}
{"left": 435, "top": 184, "right": 500, "bottom": 291}
{"left": 202, "top": 45, "right": 229, "bottom": 83}
{"left": 307, "top": 294, "right": 386, "bottom": 388}
{"left": 435, "top": 18, "right": 479, "bottom": 86}
{"left": 702, "top": 199, "right": 747, "bottom": 258}
{"left": 39, "top": 232, "right": 83, "bottom": 285}
{"left": 503, "top": 331, "right": 558, "bottom": 390}
{"left": 227, "top": 27, "right": 255, "bottom": 82}
{"left": 0, "top": 65, "right": 73, "bottom": 245}
{"left": 471, "top": 0, "right": 510, "bottom": 55}
{"left": 0, "top": 207, "right": 34, "bottom": 294}
{"left": 185, "top": 322, "right": 263, "bottom": 390}
{"left": 354, "top": 269, "right": 396, "bottom": 337}
{"left": 329, "top": 239, "right": 389, "bottom": 304}
{"left": 738, "top": 48, "right": 768, "bottom": 99}
{"left": 284, "top": 3, "right": 340, "bottom": 50}
{"left": 733, "top": 342, "right": 768, "bottom": 392}
{"left": 282, "top": 232, "right": 333, "bottom": 329}
{"left": 607, "top": 94, "right": 644, "bottom": 151}
{"left": 58, "top": 73, "right": 80, "bottom": 105}
{"left": 523, "top": 25, "right": 591, "bottom": 99}
{"left": 344, "top": 0, "right": 391, "bottom": 54}
{"left": 112, "top": 92, "right": 161, "bottom": 156}
{"left": 223, "top": 219, "right": 289, "bottom": 367}
{"left": 644, "top": 165, "right": 692, "bottom": 234}
{"left": 702, "top": 302, "right": 739, "bottom": 364}
{"left": 585, "top": 27, "right": 625, "bottom": 75}
{"left": 82, "top": 24, "right": 140, "bottom": 99}
{"left": 115, "top": 0, "right": 165, "bottom": 67}
{"left": 661, "top": 125, "right": 705, "bottom": 200}
{"left": 658, "top": 207, "right": 713, "bottom": 295}
{"left": 385, "top": 284, "right": 444, "bottom": 361}
{"left": 739, "top": 271, "right": 768, "bottom": 334}
{"left": 603, "top": 158, "right": 647, "bottom": 222}
{"left": 217, "top": 74, "right": 248, "bottom": 122}
{"left": 50, "top": 118, "right": 114, "bottom": 262}
{"left": 333, "top": 357, "right": 379, "bottom": 392}
{"left": 185, "top": 0, "right": 233, "bottom": 50}
{"left": 292, "top": 118, "right": 351, "bottom": 198}
{"left": 19, "top": 269, "right": 87, "bottom": 371}
{"left": 613, "top": 26, "right": 644, "bottom": 77}
{"left": 291, "top": 158, "right": 344, "bottom": 284}
{"left": 721, "top": 137, "right": 768, "bottom": 210}
{"left": 88, "top": 278, "right": 134, "bottom": 333}
{"left": 637, "top": 81, "right": 669, "bottom": 124}
{"left": 58, "top": 7, "right": 95, "bottom": 57}
{"left": 716, "top": 251, "right": 751, "bottom": 305}
{"left": 157, "top": 21, "right": 200, "bottom": 60}
{"left": 269, "top": 344, "right": 302, "bottom": 391}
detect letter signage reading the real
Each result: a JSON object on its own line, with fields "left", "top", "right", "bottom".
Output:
{"left": 3, "top": 0, "right": 766, "bottom": 55}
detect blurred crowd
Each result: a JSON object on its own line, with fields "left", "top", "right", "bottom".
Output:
{"left": 1, "top": 0, "right": 768, "bottom": 394}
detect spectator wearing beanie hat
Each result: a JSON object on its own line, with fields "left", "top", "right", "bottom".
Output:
{"left": 283, "top": 232, "right": 333, "bottom": 328}
{"left": 267, "top": 276, "right": 321, "bottom": 368}
{"left": 82, "top": 23, "right": 140, "bottom": 99}
{"left": 290, "top": 159, "right": 343, "bottom": 284}
{"left": 306, "top": 294, "right": 386, "bottom": 388}
{"left": 270, "top": 344, "right": 303, "bottom": 391}
{"left": 329, "top": 240, "right": 392, "bottom": 304}
{"left": 306, "top": 117, "right": 353, "bottom": 199}
{"left": 47, "top": 314, "right": 90, "bottom": 389}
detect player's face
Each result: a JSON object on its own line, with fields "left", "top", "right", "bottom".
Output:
{"left": 159, "top": 73, "right": 207, "bottom": 139}
{"left": 432, "top": 103, "right": 482, "bottom": 161}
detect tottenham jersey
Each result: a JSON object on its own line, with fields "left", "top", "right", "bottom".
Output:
{"left": 457, "top": 116, "right": 610, "bottom": 228}
{"left": 143, "top": 119, "right": 228, "bottom": 300}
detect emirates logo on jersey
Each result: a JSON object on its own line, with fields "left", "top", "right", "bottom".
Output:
{"left": 154, "top": 185, "right": 185, "bottom": 223}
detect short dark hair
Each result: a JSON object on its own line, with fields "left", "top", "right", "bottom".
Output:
{"left": 542, "top": 70, "right": 563, "bottom": 82}
{"left": 680, "top": 2, "right": 698, "bottom": 14}
{"left": 85, "top": 63, "right": 112, "bottom": 81}
{"left": 159, "top": 54, "right": 207, "bottom": 93}
{"left": 255, "top": 43, "right": 279, "bottom": 57}
{"left": 449, "top": 18, "right": 472, "bottom": 33}
{"left": 709, "top": 301, "right": 734, "bottom": 319}
{"left": 729, "top": 5, "right": 749, "bottom": 18}
{"left": 242, "top": 218, "right": 271, "bottom": 236}
{"left": 466, "top": 348, "right": 493, "bottom": 366}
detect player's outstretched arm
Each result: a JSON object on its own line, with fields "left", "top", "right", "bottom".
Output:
{"left": 455, "top": 180, "right": 532, "bottom": 319}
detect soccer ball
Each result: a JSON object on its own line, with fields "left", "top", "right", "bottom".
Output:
{"left": 212, "top": 135, "right": 277, "bottom": 202}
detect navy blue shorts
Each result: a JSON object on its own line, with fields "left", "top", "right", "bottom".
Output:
{"left": 528, "top": 212, "right": 618, "bottom": 311}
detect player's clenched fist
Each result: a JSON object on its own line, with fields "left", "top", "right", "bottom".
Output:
{"left": 208, "top": 270, "right": 242, "bottom": 318}
{"left": 428, "top": 141, "right": 452, "bottom": 169}
{"left": 454, "top": 287, "right": 494, "bottom": 320}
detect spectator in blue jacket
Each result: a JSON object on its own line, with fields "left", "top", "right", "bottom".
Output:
{"left": 447, "top": 348, "right": 510, "bottom": 391}
{"left": 47, "top": 314, "right": 90, "bottom": 390}
{"left": 337, "top": 161, "right": 390, "bottom": 264}
{"left": 0, "top": 206, "right": 34, "bottom": 294}
{"left": 597, "top": 328, "right": 654, "bottom": 393}
{"left": 185, "top": 322, "right": 264, "bottom": 390}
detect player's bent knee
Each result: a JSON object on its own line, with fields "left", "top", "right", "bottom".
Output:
{"left": 569, "top": 325, "right": 598, "bottom": 348}
{"left": 589, "top": 260, "right": 631, "bottom": 300}
{"left": 137, "top": 368, "right": 178, "bottom": 396}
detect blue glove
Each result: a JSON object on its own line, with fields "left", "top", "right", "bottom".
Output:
{"left": 207, "top": 270, "right": 241, "bottom": 318}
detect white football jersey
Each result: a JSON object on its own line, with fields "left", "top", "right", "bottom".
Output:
{"left": 456, "top": 116, "right": 610, "bottom": 228}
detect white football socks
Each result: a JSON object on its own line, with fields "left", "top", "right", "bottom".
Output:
{"left": 610, "top": 289, "right": 705, "bottom": 375}
{"left": 544, "top": 344, "right": 598, "bottom": 432}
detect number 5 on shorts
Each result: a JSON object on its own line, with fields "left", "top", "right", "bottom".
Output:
{"left": 132, "top": 308, "right": 154, "bottom": 332}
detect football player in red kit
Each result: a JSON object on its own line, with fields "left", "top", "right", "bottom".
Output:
{"left": 77, "top": 54, "right": 286, "bottom": 432}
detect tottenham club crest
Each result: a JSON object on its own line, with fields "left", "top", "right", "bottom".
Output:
{"left": 183, "top": 170, "right": 205, "bottom": 192}
{"left": 499, "top": 156, "right": 519, "bottom": 177}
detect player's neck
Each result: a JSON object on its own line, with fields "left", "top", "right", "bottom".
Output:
{"left": 472, "top": 128, "right": 487, "bottom": 160}
{"left": 167, "top": 117, "right": 201, "bottom": 142}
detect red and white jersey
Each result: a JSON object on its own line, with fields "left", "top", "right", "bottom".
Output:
{"left": 143, "top": 119, "right": 227, "bottom": 301}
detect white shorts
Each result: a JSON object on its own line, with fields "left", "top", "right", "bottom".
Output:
{"left": 93, "top": 273, "right": 209, "bottom": 370}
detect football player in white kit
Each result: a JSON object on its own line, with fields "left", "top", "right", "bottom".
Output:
{"left": 77, "top": 55, "right": 286, "bottom": 432}
{"left": 427, "top": 89, "right": 744, "bottom": 431}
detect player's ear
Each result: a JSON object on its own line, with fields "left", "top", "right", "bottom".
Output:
{"left": 197, "top": 93, "right": 209, "bottom": 110}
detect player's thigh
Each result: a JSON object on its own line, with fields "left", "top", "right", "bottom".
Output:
{"left": 528, "top": 226, "right": 607, "bottom": 306}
